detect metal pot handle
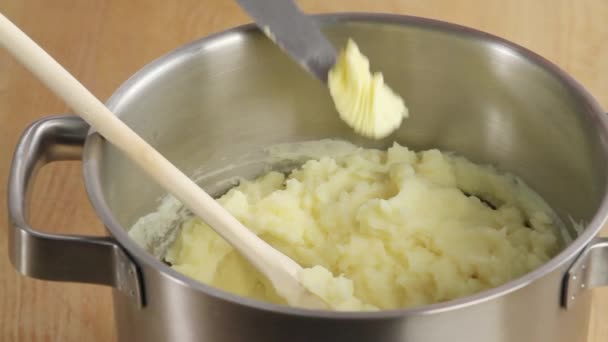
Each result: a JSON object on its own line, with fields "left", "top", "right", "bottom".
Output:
{"left": 8, "top": 115, "right": 143, "bottom": 307}
{"left": 563, "top": 237, "right": 608, "bottom": 309}
{"left": 565, "top": 113, "right": 608, "bottom": 307}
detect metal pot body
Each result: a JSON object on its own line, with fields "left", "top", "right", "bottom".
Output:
{"left": 8, "top": 14, "right": 608, "bottom": 342}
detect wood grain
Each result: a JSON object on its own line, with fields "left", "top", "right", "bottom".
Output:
{"left": 0, "top": 0, "right": 606, "bottom": 341}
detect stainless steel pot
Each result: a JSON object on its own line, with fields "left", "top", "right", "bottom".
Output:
{"left": 8, "top": 13, "right": 608, "bottom": 342}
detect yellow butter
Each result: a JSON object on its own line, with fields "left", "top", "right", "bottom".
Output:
{"left": 328, "top": 39, "right": 408, "bottom": 139}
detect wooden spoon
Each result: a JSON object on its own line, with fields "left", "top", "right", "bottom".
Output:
{"left": 0, "top": 12, "right": 327, "bottom": 310}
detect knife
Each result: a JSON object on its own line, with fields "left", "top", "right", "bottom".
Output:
{"left": 235, "top": 0, "right": 338, "bottom": 83}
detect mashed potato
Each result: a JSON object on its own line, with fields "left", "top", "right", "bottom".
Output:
{"left": 164, "top": 143, "right": 561, "bottom": 310}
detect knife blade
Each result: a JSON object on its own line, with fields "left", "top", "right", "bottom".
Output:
{"left": 235, "top": 0, "right": 337, "bottom": 83}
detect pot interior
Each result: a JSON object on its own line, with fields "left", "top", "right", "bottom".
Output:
{"left": 87, "top": 16, "right": 607, "bottom": 263}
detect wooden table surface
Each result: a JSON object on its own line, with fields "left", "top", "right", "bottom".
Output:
{"left": 1, "top": 0, "right": 607, "bottom": 341}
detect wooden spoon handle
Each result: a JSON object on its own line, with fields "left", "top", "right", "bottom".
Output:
{"left": 0, "top": 12, "right": 323, "bottom": 308}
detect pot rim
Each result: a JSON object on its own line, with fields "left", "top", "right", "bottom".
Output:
{"left": 83, "top": 12, "right": 608, "bottom": 318}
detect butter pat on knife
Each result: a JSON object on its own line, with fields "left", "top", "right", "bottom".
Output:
{"left": 328, "top": 39, "right": 409, "bottom": 139}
